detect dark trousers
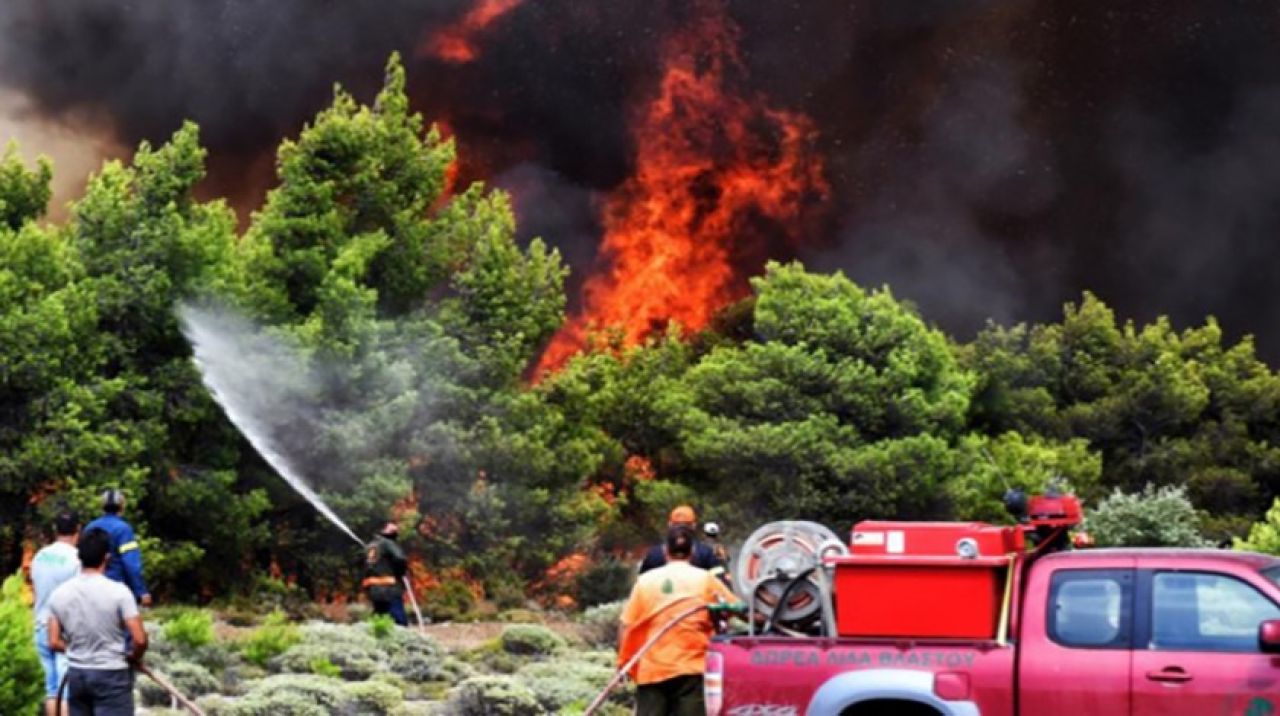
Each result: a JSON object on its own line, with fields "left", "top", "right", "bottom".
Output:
{"left": 66, "top": 667, "right": 133, "bottom": 716}
{"left": 636, "top": 674, "right": 705, "bottom": 716}
{"left": 372, "top": 597, "right": 408, "bottom": 626}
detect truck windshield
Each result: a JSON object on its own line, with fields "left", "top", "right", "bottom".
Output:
{"left": 1264, "top": 565, "right": 1280, "bottom": 589}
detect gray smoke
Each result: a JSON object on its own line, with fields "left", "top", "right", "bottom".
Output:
{"left": 178, "top": 303, "right": 362, "bottom": 545}
{"left": 807, "top": 62, "right": 1062, "bottom": 333}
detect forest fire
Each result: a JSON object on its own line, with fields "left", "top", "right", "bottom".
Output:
{"left": 535, "top": 2, "right": 827, "bottom": 375}
{"left": 423, "top": 0, "right": 525, "bottom": 64}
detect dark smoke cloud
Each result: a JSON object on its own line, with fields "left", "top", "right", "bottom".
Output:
{"left": 6, "top": 1, "right": 1280, "bottom": 357}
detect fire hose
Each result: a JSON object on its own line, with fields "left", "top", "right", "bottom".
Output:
{"left": 56, "top": 662, "right": 207, "bottom": 716}
{"left": 582, "top": 599, "right": 746, "bottom": 716}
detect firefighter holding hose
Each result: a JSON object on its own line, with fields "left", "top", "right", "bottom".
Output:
{"left": 362, "top": 521, "right": 408, "bottom": 626}
{"left": 618, "top": 523, "right": 739, "bottom": 715}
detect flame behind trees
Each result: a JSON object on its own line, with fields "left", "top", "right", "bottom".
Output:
{"left": 535, "top": 2, "right": 827, "bottom": 374}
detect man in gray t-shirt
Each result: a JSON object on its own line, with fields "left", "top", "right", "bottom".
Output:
{"left": 48, "top": 528, "right": 148, "bottom": 716}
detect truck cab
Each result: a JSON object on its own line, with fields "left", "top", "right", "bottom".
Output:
{"left": 1019, "top": 549, "right": 1280, "bottom": 716}
{"left": 707, "top": 497, "right": 1280, "bottom": 716}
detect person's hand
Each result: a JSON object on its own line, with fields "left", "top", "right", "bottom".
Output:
{"left": 139, "top": 594, "right": 153, "bottom": 608}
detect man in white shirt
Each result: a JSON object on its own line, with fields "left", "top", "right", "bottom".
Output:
{"left": 31, "top": 510, "right": 80, "bottom": 716}
{"left": 47, "top": 528, "right": 148, "bottom": 716}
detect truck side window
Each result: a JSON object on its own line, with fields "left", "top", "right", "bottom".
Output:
{"left": 1151, "top": 572, "right": 1280, "bottom": 652}
{"left": 1048, "top": 570, "right": 1131, "bottom": 649}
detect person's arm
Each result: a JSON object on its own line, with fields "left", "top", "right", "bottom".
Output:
{"left": 124, "top": 615, "right": 148, "bottom": 664}
{"left": 116, "top": 525, "right": 151, "bottom": 606}
{"left": 48, "top": 615, "right": 66, "bottom": 653}
{"left": 118, "top": 589, "right": 147, "bottom": 664}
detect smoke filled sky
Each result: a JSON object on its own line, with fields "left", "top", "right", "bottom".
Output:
{"left": 4, "top": 1, "right": 1280, "bottom": 357}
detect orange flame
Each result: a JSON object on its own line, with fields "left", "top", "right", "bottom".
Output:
{"left": 424, "top": 0, "right": 524, "bottom": 64}
{"left": 537, "top": 1, "right": 827, "bottom": 375}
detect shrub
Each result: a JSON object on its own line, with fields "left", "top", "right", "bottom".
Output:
{"left": 368, "top": 613, "right": 396, "bottom": 640}
{"left": 424, "top": 579, "right": 477, "bottom": 622}
{"left": 233, "top": 674, "right": 350, "bottom": 714}
{"left": 274, "top": 643, "right": 381, "bottom": 681}
{"left": 344, "top": 680, "right": 403, "bottom": 715}
{"left": 484, "top": 571, "right": 528, "bottom": 610}
{"left": 496, "top": 608, "right": 542, "bottom": 624}
{"left": 163, "top": 609, "right": 216, "bottom": 649}
{"left": 575, "top": 558, "right": 634, "bottom": 607}
{"left": 516, "top": 660, "right": 615, "bottom": 712}
{"left": 1236, "top": 498, "right": 1280, "bottom": 555}
{"left": 447, "top": 676, "right": 544, "bottom": 716}
{"left": 309, "top": 657, "right": 341, "bottom": 678}
{"left": 1087, "top": 484, "right": 1212, "bottom": 548}
{"left": 240, "top": 610, "right": 302, "bottom": 667}
{"left": 0, "top": 573, "right": 43, "bottom": 716}
{"left": 391, "top": 650, "right": 473, "bottom": 683}
{"left": 499, "top": 624, "right": 565, "bottom": 656}
{"left": 139, "top": 661, "right": 221, "bottom": 706}
{"left": 578, "top": 601, "right": 624, "bottom": 649}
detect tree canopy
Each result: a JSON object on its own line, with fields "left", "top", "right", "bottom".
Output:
{"left": 3, "top": 54, "right": 1279, "bottom": 605}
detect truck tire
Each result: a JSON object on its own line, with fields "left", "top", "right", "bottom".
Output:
{"left": 840, "top": 700, "right": 942, "bottom": 716}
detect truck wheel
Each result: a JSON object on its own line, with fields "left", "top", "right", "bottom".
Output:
{"left": 840, "top": 700, "right": 942, "bottom": 716}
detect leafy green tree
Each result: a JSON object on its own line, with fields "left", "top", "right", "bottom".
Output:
{"left": 1087, "top": 484, "right": 1211, "bottom": 548}
{"left": 0, "top": 145, "right": 51, "bottom": 230}
{"left": 950, "top": 432, "right": 1102, "bottom": 523}
{"left": 1235, "top": 498, "right": 1280, "bottom": 555}
{"left": 964, "top": 293, "right": 1280, "bottom": 541}
{"left": 665, "top": 262, "right": 975, "bottom": 527}
{"left": 0, "top": 573, "right": 43, "bottom": 715}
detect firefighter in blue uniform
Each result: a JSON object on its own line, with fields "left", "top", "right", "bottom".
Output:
{"left": 84, "top": 488, "right": 152, "bottom": 607}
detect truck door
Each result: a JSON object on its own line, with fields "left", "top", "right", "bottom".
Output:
{"left": 1131, "top": 570, "right": 1280, "bottom": 716}
{"left": 1019, "top": 565, "right": 1136, "bottom": 715}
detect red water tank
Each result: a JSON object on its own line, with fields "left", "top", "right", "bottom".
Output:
{"left": 831, "top": 521, "right": 1021, "bottom": 639}
{"left": 850, "top": 521, "right": 1023, "bottom": 557}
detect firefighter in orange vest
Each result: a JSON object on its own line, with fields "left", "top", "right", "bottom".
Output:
{"left": 362, "top": 521, "right": 408, "bottom": 626}
{"left": 619, "top": 523, "right": 739, "bottom": 715}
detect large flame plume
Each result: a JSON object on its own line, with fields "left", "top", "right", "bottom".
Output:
{"left": 536, "top": 1, "right": 828, "bottom": 374}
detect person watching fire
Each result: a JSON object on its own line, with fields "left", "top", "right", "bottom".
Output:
{"left": 619, "top": 523, "right": 739, "bottom": 715}
{"left": 84, "top": 489, "right": 151, "bottom": 608}
{"left": 639, "top": 505, "right": 726, "bottom": 581}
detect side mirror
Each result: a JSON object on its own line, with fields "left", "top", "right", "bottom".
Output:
{"left": 1259, "top": 619, "right": 1280, "bottom": 654}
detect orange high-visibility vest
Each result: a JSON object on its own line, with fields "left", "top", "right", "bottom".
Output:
{"left": 618, "top": 560, "right": 738, "bottom": 685}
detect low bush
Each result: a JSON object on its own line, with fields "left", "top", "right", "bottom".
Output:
{"left": 578, "top": 601, "right": 624, "bottom": 649}
{"left": 240, "top": 610, "right": 301, "bottom": 667}
{"left": 368, "top": 613, "right": 396, "bottom": 640}
{"left": 163, "top": 609, "right": 216, "bottom": 649}
{"left": 344, "top": 680, "right": 403, "bottom": 715}
{"left": 516, "top": 659, "right": 615, "bottom": 712}
{"left": 1087, "top": 484, "right": 1211, "bottom": 548}
{"left": 424, "top": 579, "right": 477, "bottom": 622}
{"left": 391, "top": 649, "right": 474, "bottom": 683}
{"left": 139, "top": 660, "right": 221, "bottom": 706}
{"left": 309, "top": 657, "right": 341, "bottom": 678}
{"left": 274, "top": 642, "right": 380, "bottom": 681}
{"left": 447, "top": 675, "right": 544, "bottom": 716}
{"left": 498, "top": 624, "right": 565, "bottom": 656}
{"left": 575, "top": 557, "right": 634, "bottom": 607}
{"left": 229, "top": 674, "right": 350, "bottom": 715}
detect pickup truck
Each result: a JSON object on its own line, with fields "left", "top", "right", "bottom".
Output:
{"left": 708, "top": 542, "right": 1280, "bottom": 715}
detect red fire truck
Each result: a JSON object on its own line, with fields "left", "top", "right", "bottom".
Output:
{"left": 706, "top": 492, "right": 1280, "bottom": 716}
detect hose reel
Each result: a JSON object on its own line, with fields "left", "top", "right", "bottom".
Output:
{"left": 733, "top": 520, "right": 847, "bottom": 634}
